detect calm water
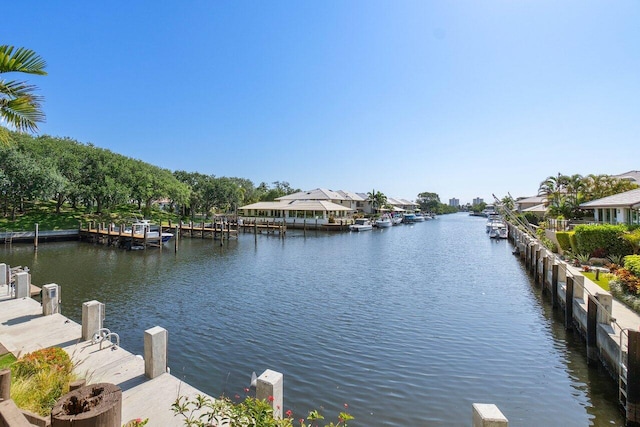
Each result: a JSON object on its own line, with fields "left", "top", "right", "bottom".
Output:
{"left": 0, "top": 213, "right": 625, "bottom": 426}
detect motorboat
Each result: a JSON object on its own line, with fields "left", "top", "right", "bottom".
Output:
{"left": 489, "top": 222, "right": 507, "bottom": 239}
{"left": 126, "top": 219, "right": 174, "bottom": 243}
{"left": 403, "top": 213, "right": 416, "bottom": 223}
{"left": 375, "top": 215, "right": 392, "bottom": 228}
{"left": 349, "top": 218, "right": 373, "bottom": 231}
{"left": 413, "top": 213, "right": 426, "bottom": 222}
{"left": 391, "top": 214, "right": 404, "bottom": 225}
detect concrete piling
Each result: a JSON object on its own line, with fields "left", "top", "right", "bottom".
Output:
{"left": 14, "top": 272, "right": 30, "bottom": 299}
{"left": 472, "top": 403, "right": 508, "bottom": 427}
{"left": 0, "top": 263, "right": 7, "bottom": 287}
{"left": 82, "top": 300, "right": 103, "bottom": 341}
{"left": 144, "top": 326, "right": 167, "bottom": 379}
{"left": 256, "top": 369, "right": 284, "bottom": 419}
{"left": 42, "top": 283, "right": 60, "bottom": 315}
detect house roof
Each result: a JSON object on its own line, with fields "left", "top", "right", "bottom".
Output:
{"left": 521, "top": 203, "right": 547, "bottom": 213}
{"left": 276, "top": 188, "right": 345, "bottom": 201}
{"left": 239, "top": 200, "right": 353, "bottom": 212}
{"left": 613, "top": 170, "right": 640, "bottom": 184}
{"left": 336, "top": 190, "right": 365, "bottom": 201}
{"left": 516, "top": 195, "right": 547, "bottom": 205}
{"left": 580, "top": 188, "right": 640, "bottom": 208}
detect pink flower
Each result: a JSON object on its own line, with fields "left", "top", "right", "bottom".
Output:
{"left": 286, "top": 409, "right": 293, "bottom": 418}
{"left": 268, "top": 395, "right": 274, "bottom": 402}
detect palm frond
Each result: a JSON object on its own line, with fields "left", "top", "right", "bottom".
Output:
{"left": 0, "top": 79, "right": 40, "bottom": 98}
{"left": 0, "top": 95, "right": 45, "bottom": 133}
{"left": 0, "top": 45, "right": 47, "bottom": 75}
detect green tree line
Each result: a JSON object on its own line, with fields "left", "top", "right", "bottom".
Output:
{"left": 0, "top": 132, "right": 298, "bottom": 221}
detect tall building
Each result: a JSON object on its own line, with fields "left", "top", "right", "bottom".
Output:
{"left": 449, "top": 198, "right": 459, "bottom": 207}
{"left": 472, "top": 197, "right": 484, "bottom": 206}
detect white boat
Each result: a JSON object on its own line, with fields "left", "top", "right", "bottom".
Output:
{"left": 413, "top": 213, "right": 426, "bottom": 222}
{"left": 126, "top": 220, "right": 174, "bottom": 243}
{"left": 349, "top": 218, "right": 373, "bottom": 231}
{"left": 489, "top": 222, "right": 507, "bottom": 239}
{"left": 375, "top": 215, "right": 392, "bottom": 228}
{"left": 391, "top": 214, "right": 404, "bottom": 225}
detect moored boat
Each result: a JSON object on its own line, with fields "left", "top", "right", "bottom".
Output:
{"left": 375, "top": 215, "right": 392, "bottom": 228}
{"left": 349, "top": 218, "right": 373, "bottom": 231}
{"left": 126, "top": 219, "right": 174, "bottom": 242}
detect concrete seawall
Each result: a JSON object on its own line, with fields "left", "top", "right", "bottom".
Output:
{"left": 508, "top": 221, "right": 640, "bottom": 423}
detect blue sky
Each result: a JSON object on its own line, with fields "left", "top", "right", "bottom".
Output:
{"left": 4, "top": 1, "right": 639, "bottom": 204}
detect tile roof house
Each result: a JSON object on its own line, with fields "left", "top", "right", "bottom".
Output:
{"left": 580, "top": 188, "right": 640, "bottom": 225}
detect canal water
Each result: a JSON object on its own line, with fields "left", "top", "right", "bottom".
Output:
{"left": 0, "top": 213, "right": 625, "bottom": 426}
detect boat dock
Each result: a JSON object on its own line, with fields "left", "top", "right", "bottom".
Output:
{"left": 0, "top": 294, "right": 212, "bottom": 426}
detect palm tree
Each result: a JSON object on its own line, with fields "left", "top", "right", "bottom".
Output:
{"left": 0, "top": 45, "right": 47, "bottom": 133}
{"left": 366, "top": 189, "right": 387, "bottom": 214}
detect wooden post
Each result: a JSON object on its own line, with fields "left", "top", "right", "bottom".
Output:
{"left": 627, "top": 330, "right": 640, "bottom": 426}
{"left": 586, "top": 295, "right": 598, "bottom": 365}
{"left": 0, "top": 368, "right": 10, "bottom": 401}
{"left": 51, "top": 383, "right": 122, "bottom": 427}
{"left": 143, "top": 226, "right": 148, "bottom": 250}
{"left": 174, "top": 226, "right": 179, "bottom": 253}
{"left": 69, "top": 379, "right": 86, "bottom": 391}
{"left": 551, "top": 263, "right": 559, "bottom": 309}
{"left": 34, "top": 223, "right": 39, "bottom": 250}
{"left": 540, "top": 254, "right": 547, "bottom": 290}
{"left": 565, "top": 276, "right": 574, "bottom": 331}
{"left": 201, "top": 221, "right": 205, "bottom": 239}
{"left": 533, "top": 246, "right": 540, "bottom": 282}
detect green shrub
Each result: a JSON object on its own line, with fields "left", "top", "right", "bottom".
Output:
{"left": 555, "top": 232, "right": 573, "bottom": 251}
{"left": 573, "top": 224, "right": 632, "bottom": 257}
{"left": 623, "top": 229, "right": 640, "bottom": 254}
{"left": 10, "top": 347, "right": 75, "bottom": 416}
{"left": 569, "top": 232, "right": 578, "bottom": 253}
{"left": 625, "top": 255, "right": 640, "bottom": 277}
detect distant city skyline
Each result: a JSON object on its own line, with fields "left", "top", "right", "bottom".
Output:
{"left": 4, "top": 1, "right": 639, "bottom": 203}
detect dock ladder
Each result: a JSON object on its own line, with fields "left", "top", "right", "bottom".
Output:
{"left": 3, "top": 230, "right": 13, "bottom": 245}
{"left": 619, "top": 328, "right": 629, "bottom": 408}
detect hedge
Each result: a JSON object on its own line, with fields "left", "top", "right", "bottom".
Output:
{"left": 625, "top": 255, "right": 640, "bottom": 277}
{"left": 555, "top": 231, "right": 573, "bottom": 252}
{"left": 573, "top": 224, "right": 632, "bottom": 257}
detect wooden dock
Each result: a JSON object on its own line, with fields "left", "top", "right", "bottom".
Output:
{"left": 78, "top": 220, "right": 240, "bottom": 250}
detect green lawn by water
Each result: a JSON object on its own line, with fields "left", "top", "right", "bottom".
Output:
{"left": 582, "top": 270, "right": 611, "bottom": 291}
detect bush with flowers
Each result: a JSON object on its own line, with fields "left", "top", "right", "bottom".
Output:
{"left": 610, "top": 255, "right": 640, "bottom": 314}
{"left": 172, "top": 393, "right": 353, "bottom": 427}
{"left": 10, "top": 347, "right": 76, "bottom": 416}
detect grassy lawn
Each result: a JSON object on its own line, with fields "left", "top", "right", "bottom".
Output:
{"left": 0, "top": 352, "right": 17, "bottom": 369}
{"left": 582, "top": 270, "right": 611, "bottom": 291}
{"left": 0, "top": 201, "right": 182, "bottom": 231}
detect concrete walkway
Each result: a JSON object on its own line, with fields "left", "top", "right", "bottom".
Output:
{"left": 0, "top": 295, "right": 213, "bottom": 426}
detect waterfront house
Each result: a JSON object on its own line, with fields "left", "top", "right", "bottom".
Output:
{"left": 579, "top": 188, "right": 640, "bottom": 225}
{"left": 238, "top": 189, "right": 355, "bottom": 227}
{"left": 515, "top": 195, "right": 547, "bottom": 214}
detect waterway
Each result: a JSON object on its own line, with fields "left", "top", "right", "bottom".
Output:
{"left": 0, "top": 213, "right": 626, "bottom": 426}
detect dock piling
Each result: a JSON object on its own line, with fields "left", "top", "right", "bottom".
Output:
{"left": 256, "top": 369, "right": 284, "bottom": 419}
{"left": 82, "top": 300, "right": 104, "bottom": 341}
{"left": 472, "top": 403, "right": 508, "bottom": 427}
{"left": 144, "top": 326, "right": 168, "bottom": 379}
{"left": 14, "top": 272, "right": 30, "bottom": 299}
{"left": 42, "top": 284, "right": 60, "bottom": 316}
